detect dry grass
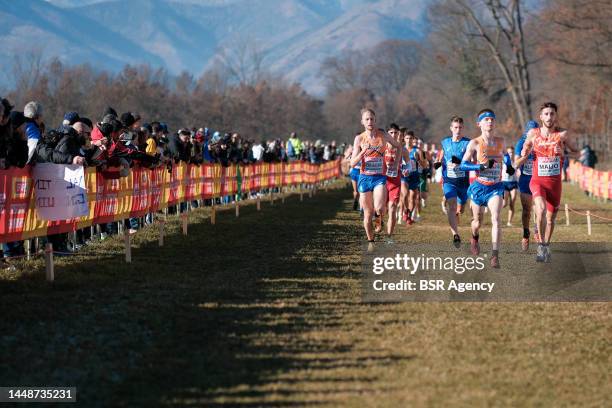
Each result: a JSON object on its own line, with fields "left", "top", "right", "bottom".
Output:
{"left": 0, "top": 180, "right": 610, "bottom": 407}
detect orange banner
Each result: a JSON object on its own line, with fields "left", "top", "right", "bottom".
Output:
{"left": 0, "top": 159, "right": 341, "bottom": 243}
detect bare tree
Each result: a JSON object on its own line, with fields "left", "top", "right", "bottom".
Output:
{"left": 214, "top": 36, "right": 268, "bottom": 86}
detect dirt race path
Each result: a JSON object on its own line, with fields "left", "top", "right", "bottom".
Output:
{"left": 0, "top": 181, "right": 610, "bottom": 407}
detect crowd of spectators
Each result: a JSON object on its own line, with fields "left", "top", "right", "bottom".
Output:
{"left": 0, "top": 98, "right": 345, "bottom": 263}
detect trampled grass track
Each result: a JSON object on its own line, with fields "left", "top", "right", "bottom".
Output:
{"left": 0, "top": 180, "right": 610, "bottom": 407}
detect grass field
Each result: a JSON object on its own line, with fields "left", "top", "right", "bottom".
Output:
{"left": 0, "top": 180, "right": 610, "bottom": 407}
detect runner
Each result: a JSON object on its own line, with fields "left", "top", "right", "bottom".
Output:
{"left": 345, "top": 135, "right": 362, "bottom": 211}
{"left": 460, "top": 109, "right": 515, "bottom": 268}
{"left": 433, "top": 116, "right": 471, "bottom": 248}
{"left": 400, "top": 131, "right": 427, "bottom": 225}
{"left": 519, "top": 102, "right": 578, "bottom": 262}
{"left": 514, "top": 120, "right": 540, "bottom": 251}
{"left": 502, "top": 146, "right": 518, "bottom": 226}
{"left": 384, "top": 123, "right": 411, "bottom": 241}
{"left": 350, "top": 109, "right": 403, "bottom": 242}
{"left": 418, "top": 140, "right": 431, "bottom": 212}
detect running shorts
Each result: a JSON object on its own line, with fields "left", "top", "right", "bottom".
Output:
{"left": 349, "top": 167, "right": 360, "bottom": 183}
{"left": 530, "top": 177, "right": 562, "bottom": 213}
{"left": 503, "top": 181, "right": 518, "bottom": 191}
{"left": 518, "top": 174, "right": 532, "bottom": 195}
{"left": 358, "top": 174, "right": 387, "bottom": 193}
{"left": 386, "top": 175, "right": 401, "bottom": 204}
{"left": 443, "top": 183, "right": 468, "bottom": 205}
{"left": 401, "top": 173, "right": 420, "bottom": 190}
{"left": 468, "top": 181, "right": 505, "bottom": 207}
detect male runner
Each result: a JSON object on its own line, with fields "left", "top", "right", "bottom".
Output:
{"left": 418, "top": 140, "right": 431, "bottom": 212}
{"left": 433, "top": 116, "right": 471, "bottom": 248}
{"left": 460, "top": 109, "right": 515, "bottom": 268}
{"left": 350, "top": 109, "right": 403, "bottom": 242}
{"left": 400, "top": 131, "right": 427, "bottom": 225}
{"left": 519, "top": 102, "right": 578, "bottom": 262}
{"left": 502, "top": 146, "right": 518, "bottom": 226}
{"left": 345, "top": 135, "right": 361, "bottom": 211}
{"left": 384, "top": 123, "right": 411, "bottom": 241}
{"left": 514, "top": 120, "right": 539, "bottom": 251}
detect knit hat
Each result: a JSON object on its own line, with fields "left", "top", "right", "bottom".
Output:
{"left": 63, "top": 111, "right": 80, "bottom": 125}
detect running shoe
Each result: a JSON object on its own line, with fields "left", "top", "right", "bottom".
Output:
{"left": 536, "top": 244, "right": 546, "bottom": 262}
{"left": 453, "top": 234, "right": 461, "bottom": 248}
{"left": 521, "top": 237, "right": 529, "bottom": 252}
{"left": 402, "top": 211, "right": 409, "bottom": 223}
{"left": 414, "top": 215, "right": 421, "bottom": 222}
{"left": 506, "top": 222, "right": 513, "bottom": 227}
{"left": 490, "top": 254, "right": 500, "bottom": 268}
{"left": 406, "top": 215, "right": 414, "bottom": 225}
{"left": 470, "top": 237, "right": 480, "bottom": 255}
{"left": 421, "top": 198, "right": 426, "bottom": 208}
{"left": 544, "top": 245, "right": 552, "bottom": 263}
{"left": 374, "top": 214, "right": 383, "bottom": 233}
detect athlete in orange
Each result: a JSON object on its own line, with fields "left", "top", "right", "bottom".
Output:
{"left": 460, "top": 109, "right": 515, "bottom": 268}
{"left": 350, "top": 109, "right": 403, "bottom": 242}
{"left": 519, "top": 102, "right": 578, "bottom": 262}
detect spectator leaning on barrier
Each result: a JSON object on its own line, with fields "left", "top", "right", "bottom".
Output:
{"left": 1, "top": 103, "right": 28, "bottom": 169}
{"left": 23, "top": 101, "right": 44, "bottom": 164}
{"left": 167, "top": 128, "right": 192, "bottom": 163}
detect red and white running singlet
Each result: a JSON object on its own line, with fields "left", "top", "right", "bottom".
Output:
{"left": 474, "top": 136, "right": 504, "bottom": 186}
{"left": 384, "top": 145, "right": 402, "bottom": 178}
{"left": 359, "top": 130, "right": 387, "bottom": 176}
{"left": 531, "top": 128, "right": 564, "bottom": 180}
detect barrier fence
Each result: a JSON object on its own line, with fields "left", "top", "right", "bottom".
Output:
{"left": 567, "top": 159, "right": 611, "bottom": 200}
{"left": 0, "top": 159, "right": 341, "bottom": 245}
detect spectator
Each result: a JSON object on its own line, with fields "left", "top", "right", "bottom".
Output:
{"left": 23, "top": 101, "right": 44, "bottom": 164}
{"left": 252, "top": 139, "right": 265, "bottom": 162}
{"left": 287, "top": 132, "right": 301, "bottom": 161}
{"left": 580, "top": 144, "right": 598, "bottom": 169}
{"left": 167, "top": 128, "right": 192, "bottom": 163}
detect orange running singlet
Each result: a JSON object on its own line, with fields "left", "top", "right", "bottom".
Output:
{"left": 475, "top": 136, "right": 504, "bottom": 186}
{"left": 359, "top": 130, "right": 387, "bottom": 176}
{"left": 531, "top": 128, "right": 564, "bottom": 180}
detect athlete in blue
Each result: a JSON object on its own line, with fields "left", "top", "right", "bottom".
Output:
{"left": 433, "top": 116, "right": 471, "bottom": 247}
{"left": 400, "top": 131, "right": 427, "bottom": 225}
{"left": 514, "top": 120, "right": 539, "bottom": 251}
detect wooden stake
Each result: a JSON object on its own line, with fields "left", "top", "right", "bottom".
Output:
{"left": 45, "top": 243, "right": 54, "bottom": 282}
{"left": 181, "top": 212, "right": 188, "bottom": 234}
{"left": 300, "top": 187, "right": 304, "bottom": 201}
{"left": 565, "top": 204, "right": 570, "bottom": 226}
{"left": 281, "top": 187, "right": 285, "bottom": 204}
{"left": 271, "top": 190, "right": 275, "bottom": 205}
{"left": 587, "top": 211, "right": 592, "bottom": 235}
{"left": 235, "top": 200, "right": 240, "bottom": 217}
{"left": 158, "top": 220, "right": 165, "bottom": 246}
{"left": 124, "top": 232, "right": 132, "bottom": 263}
{"left": 25, "top": 239, "right": 31, "bottom": 261}
{"left": 257, "top": 195, "right": 261, "bottom": 211}
{"left": 211, "top": 205, "right": 216, "bottom": 224}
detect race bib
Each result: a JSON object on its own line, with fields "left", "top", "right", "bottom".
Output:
{"left": 522, "top": 158, "right": 533, "bottom": 176}
{"left": 446, "top": 161, "right": 465, "bottom": 179}
{"left": 363, "top": 157, "right": 383, "bottom": 174}
{"left": 386, "top": 168, "right": 398, "bottom": 178}
{"left": 410, "top": 159, "right": 417, "bottom": 172}
{"left": 537, "top": 156, "right": 560, "bottom": 176}
{"left": 478, "top": 164, "right": 501, "bottom": 183}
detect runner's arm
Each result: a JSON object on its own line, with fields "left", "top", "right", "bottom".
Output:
{"left": 520, "top": 129, "right": 535, "bottom": 158}
{"left": 459, "top": 140, "right": 484, "bottom": 171}
{"left": 350, "top": 135, "right": 367, "bottom": 168}
{"left": 383, "top": 132, "right": 402, "bottom": 149}
{"left": 433, "top": 149, "right": 444, "bottom": 169}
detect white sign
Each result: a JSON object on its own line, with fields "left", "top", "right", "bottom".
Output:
{"left": 33, "top": 163, "right": 88, "bottom": 221}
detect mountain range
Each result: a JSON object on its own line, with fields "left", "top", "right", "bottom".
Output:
{"left": 0, "top": 0, "right": 428, "bottom": 95}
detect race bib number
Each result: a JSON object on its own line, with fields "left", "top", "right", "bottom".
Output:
{"left": 446, "top": 161, "right": 465, "bottom": 179}
{"left": 364, "top": 157, "right": 383, "bottom": 174}
{"left": 410, "top": 159, "right": 417, "bottom": 172}
{"left": 386, "top": 168, "right": 398, "bottom": 177}
{"left": 478, "top": 164, "right": 501, "bottom": 183}
{"left": 537, "top": 156, "right": 560, "bottom": 176}
{"left": 522, "top": 158, "right": 533, "bottom": 176}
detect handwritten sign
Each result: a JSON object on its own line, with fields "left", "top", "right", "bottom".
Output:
{"left": 33, "top": 163, "right": 88, "bottom": 221}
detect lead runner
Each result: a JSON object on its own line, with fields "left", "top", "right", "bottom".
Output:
{"left": 350, "top": 108, "right": 403, "bottom": 242}
{"left": 519, "top": 102, "right": 578, "bottom": 262}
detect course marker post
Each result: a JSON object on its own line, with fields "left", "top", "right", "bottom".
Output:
{"left": 565, "top": 204, "right": 570, "bottom": 226}
{"left": 257, "top": 195, "right": 261, "bottom": 211}
{"left": 587, "top": 211, "right": 592, "bottom": 235}
{"left": 44, "top": 243, "right": 54, "bottom": 282}
{"left": 158, "top": 219, "right": 165, "bottom": 246}
{"left": 181, "top": 212, "right": 188, "bottom": 234}
{"left": 235, "top": 199, "right": 240, "bottom": 217}
{"left": 124, "top": 232, "right": 132, "bottom": 263}
{"left": 25, "top": 239, "right": 31, "bottom": 261}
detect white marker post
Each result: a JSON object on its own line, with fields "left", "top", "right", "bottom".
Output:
{"left": 587, "top": 211, "right": 592, "bottom": 235}
{"left": 124, "top": 232, "right": 132, "bottom": 263}
{"left": 565, "top": 204, "right": 570, "bottom": 226}
{"left": 44, "top": 243, "right": 54, "bottom": 282}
